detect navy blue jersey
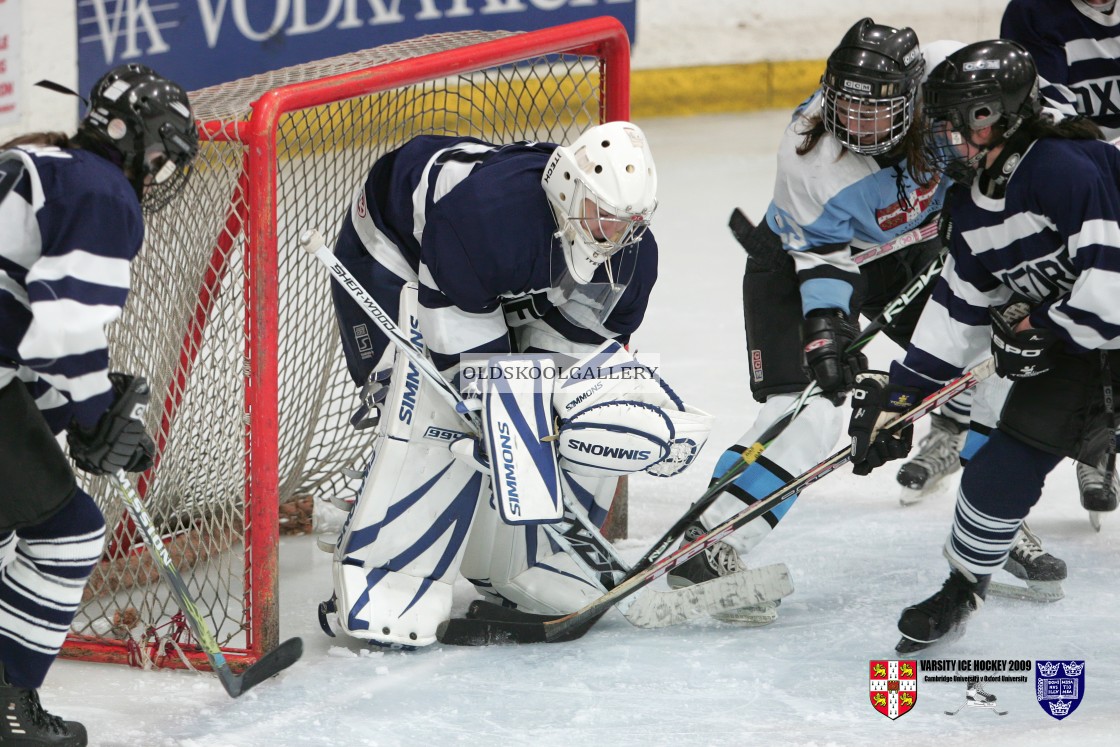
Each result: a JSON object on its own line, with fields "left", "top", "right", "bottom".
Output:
{"left": 893, "top": 136, "right": 1120, "bottom": 393}
{"left": 1003, "top": 0, "right": 1120, "bottom": 138}
{"left": 0, "top": 146, "right": 144, "bottom": 431}
{"left": 348, "top": 135, "right": 657, "bottom": 373}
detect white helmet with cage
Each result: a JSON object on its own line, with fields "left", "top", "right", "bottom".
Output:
{"left": 541, "top": 121, "right": 658, "bottom": 285}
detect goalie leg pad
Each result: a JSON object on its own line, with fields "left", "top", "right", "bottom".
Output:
{"left": 330, "top": 284, "right": 484, "bottom": 648}
{"left": 460, "top": 471, "right": 620, "bottom": 615}
{"left": 702, "top": 396, "right": 843, "bottom": 555}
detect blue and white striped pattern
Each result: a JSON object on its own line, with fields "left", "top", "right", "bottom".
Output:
{"left": 0, "top": 146, "right": 144, "bottom": 430}
{"left": 893, "top": 137, "right": 1120, "bottom": 395}
{"left": 1003, "top": 0, "right": 1120, "bottom": 139}
{"left": 0, "top": 491, "right": 105, "bottom": 688}
{"left": 944, "top": 486, "right": 1022, "bottom": 576}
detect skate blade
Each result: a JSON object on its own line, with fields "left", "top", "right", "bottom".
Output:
{"left": 1090, "top": 511, "right": 1102, "bottom": 532}
{"left": 988, "top": 579, "right": 1064, "bottom": 603}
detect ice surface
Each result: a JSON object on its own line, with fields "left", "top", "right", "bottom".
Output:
{"left": 46, "top": 111, "right": 1119, "bottom": 746}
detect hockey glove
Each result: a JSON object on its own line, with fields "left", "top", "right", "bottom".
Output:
{"left": 848, "top": 372, "right": 922, "bottom": 476}
{"left": 68, "top": 373, "right": 155, "bottom": 475}
{"left": 448, "top": 435, "right": 489, "bottom": 474}
{"left": 803, "top": 309, "right": 868, "bottom": 395}
{"left": 990, "top": 302, "right": 1056, "bottom": 380}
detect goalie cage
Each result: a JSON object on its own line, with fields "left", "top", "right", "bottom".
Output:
{"left": 61, "top": 16, "right": 632, "bottom": 673}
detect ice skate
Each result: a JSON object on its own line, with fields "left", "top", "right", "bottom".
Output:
{"left": 989, "top": 523, "right": 1066, "bottom": 602}
{"left": 0, "top": 665, "right": 87, "bottom": 746}
{"left": 895, "top": 567, "right": 989, "bottom": 653}
{"left": 896, "top": 413, "right": 966, "bottom": 505}
{"left": 1076, "top": 459, "right": 1118, "bottom": 532}
{"left": 667, "top": 523, "right": 780, "bottom": 626}
{"left": 945, "top": 681, "right": 1008, "bottom": 715}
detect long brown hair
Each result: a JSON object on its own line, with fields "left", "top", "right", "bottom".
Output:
{"left": 795, "top": 109, "right": 935, "bottom": 186}
{"left": 0, "top": 132, "right": 73, "bottom": 150}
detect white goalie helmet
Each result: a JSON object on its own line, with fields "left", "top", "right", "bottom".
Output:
{"left": 542, "top": 121, "right": 658, "bottom": 285}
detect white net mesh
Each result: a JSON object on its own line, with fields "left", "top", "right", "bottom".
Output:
{"left": 65, "top": 28, "right": 611, "bottom": 665}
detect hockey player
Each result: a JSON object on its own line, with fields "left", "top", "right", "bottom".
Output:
{"left": 1, "top": 65, "right": 198, "bottom": 745}
{"left": 846, "top": 40, "right": 1113, "bottom": 652}
{"left": 666, "top": 19, "right": 967, "bottom": 626}
{"left": 322, "top": 122, "right": 712, "bottom": 648}
{"left": 1002, "top": 0, "right": 1120, "bottom": 522}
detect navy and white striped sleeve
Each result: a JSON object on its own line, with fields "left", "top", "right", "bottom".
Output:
{"left": 891, "top": 237, "right": 1010, "bottom": 395}
{"left": 1032, "top": 158, "right": 1120, "bottom": 350}
{"left": 19, "top": 155, "right": 144, "bottom": 428}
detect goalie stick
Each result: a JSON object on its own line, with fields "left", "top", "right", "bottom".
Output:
{"left": 728, "top": 207, "right": 940, "bottom": 267}
{"left": 437, "top": 357, "right": 997, "bottom": 645}
{"left": 109, "top": 473, "right": 303, "bottom": 696}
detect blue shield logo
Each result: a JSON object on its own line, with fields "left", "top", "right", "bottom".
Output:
{"left": 1035, "top": 660, "right": 1085, "bottom": 720}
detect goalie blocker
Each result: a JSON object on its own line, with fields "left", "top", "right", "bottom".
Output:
{"left": 322, "top": 289, "right": 713, "bottom": 648}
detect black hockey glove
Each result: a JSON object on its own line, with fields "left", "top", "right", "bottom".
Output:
{"left": 848, "top": 372, "right": 922, "bottom": 476}
{"left": 990, "top": 302, "right": 1057, "bottom": 380}
{"left": 68, "top": 373, "right": 155, "bottom": 475}
{"left": 803, "top": 309, "right": 867, "bottom": 395}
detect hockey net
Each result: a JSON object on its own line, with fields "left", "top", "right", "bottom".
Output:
{"left": 62, "top": 17, "right": 630, "bottom": 670}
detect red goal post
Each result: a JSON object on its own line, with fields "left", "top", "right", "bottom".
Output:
{"left": 63, "top": 17, "right": 631, "bottom": 671}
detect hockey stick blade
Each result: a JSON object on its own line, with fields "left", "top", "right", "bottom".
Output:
{"left": 620, "top": 564, "right": 793, "bottom": 629}
{"left": 227, "top": 636, "right": 305, "bottom": 697}
{"left": 439, "top": 359, "right": 997, "bottom": 645}
{"left": 728, "top": 207, "right": 755, "bottom": 252}
{"left": 109, "top": 473, "right": 303, "bottom": 696}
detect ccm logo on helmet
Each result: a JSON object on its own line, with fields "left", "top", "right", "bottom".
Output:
{"left": 565, "top": 438, "right": 652, "bottom": 462}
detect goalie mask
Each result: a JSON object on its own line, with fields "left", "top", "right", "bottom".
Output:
{"left": 77, "top": 64, "right": 199, "bottom": 214}
{"left": 922, "top": 40, "right": 1041, "bottom": 185}
{"left": 821, "top": 17, "right": 924, "bottom": 156}
{"left": 542, "top": 122, "right": 657, "bottom": 325}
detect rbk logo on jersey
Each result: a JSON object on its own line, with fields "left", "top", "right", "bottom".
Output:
{"left": 870, "top": 660, "right": 918, "bottom": 719}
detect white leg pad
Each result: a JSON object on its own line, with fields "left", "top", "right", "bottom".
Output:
{"left": 460, "top": 471, "right": 618, "bottom": 615}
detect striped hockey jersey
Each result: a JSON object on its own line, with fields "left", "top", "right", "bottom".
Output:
{"left": 892, "top": 136, "right": 1120, "bottom": 394}
{"left": 0, "top": 145, "right": 144, "bottom": 432}
{"left": 1003, "top": 0, "right": 1120, "bottom": 139}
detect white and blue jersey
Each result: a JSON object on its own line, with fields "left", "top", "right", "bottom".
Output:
{"left": 1003, "top": 0, "right": 1120, "bottom": 139}
{"left": 334, "top": 135, "right": 657, "bottom": 385}
{"left": 892, "top": 136, "right": 1120, "bottom": 394}
{"left": 0, "top": 146, "right": 144, "bottom": 433}
{"left": 763, "top": 92, "right": 948, "bottom": 316}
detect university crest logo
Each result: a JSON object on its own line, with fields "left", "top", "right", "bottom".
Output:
{"left": 1036, "top": 660, "right": 1085, "bottom": 720}
{"left": 870, "top": 660, "right": 917, "bottom": 719}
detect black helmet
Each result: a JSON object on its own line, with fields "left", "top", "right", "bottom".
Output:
{"left": 821, "top": 17, "right": 924, "bottom": 155}
{"left": 77, "top": 64, "right": 199, "bottom": 213}
{"left": 922, "top": 40, "right": 1041, "bottom": 183}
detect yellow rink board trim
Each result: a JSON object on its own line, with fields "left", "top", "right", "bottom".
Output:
{"left": 193, "top": 59, "right": 827, "bottom": 161}
{"left": 632, "top": 60, "right": 827, "bottom": 118}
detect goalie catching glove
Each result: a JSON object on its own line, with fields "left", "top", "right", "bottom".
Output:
{"left": 847, "top": 372, "right": 922, "bottom": 476}
{"left": 68, "top": 373, "right": 155, "bottom": 475}
{"left": 990, "top": 301, "right": 1056, "bottom": 380}
{"left": 551, "top": 341, "right": 713, "bottom": 478}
